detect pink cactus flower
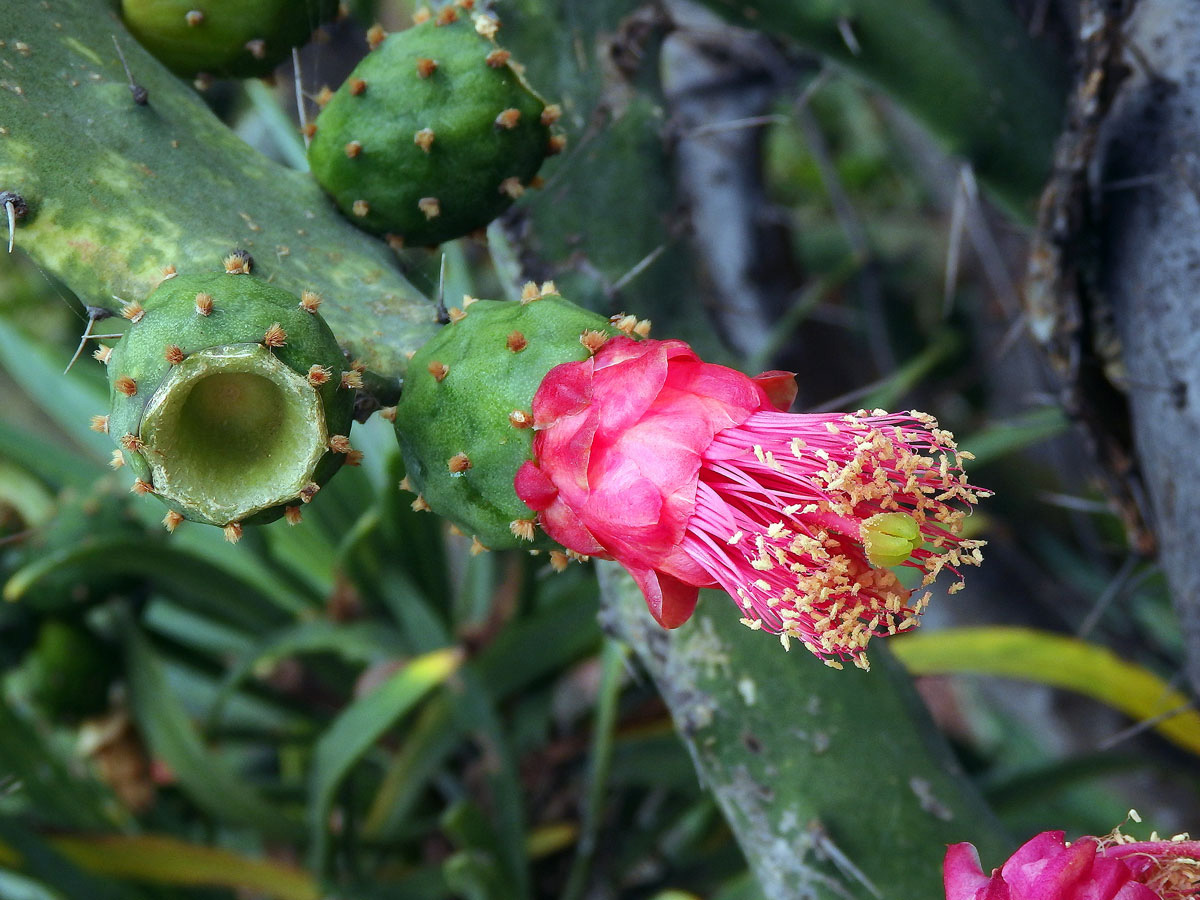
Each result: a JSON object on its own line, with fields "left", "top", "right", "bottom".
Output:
{"left": 945, "top": 830, "right": 1200, "bottom": 899}
{"left": 513, "top": 336, "right": 986, "bottom": 669}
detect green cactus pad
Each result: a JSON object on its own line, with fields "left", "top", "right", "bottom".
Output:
{"left": 308, "top": 12, "right": 555, "bottom": 246}
{"left": 105, "top": 271, "right": 355, "bottom": 528}
{"left": 394, "top": 292, "right": 621, "bottom": 550}
{"left": 121, "top": 0, "right": 339, "bottom": 79}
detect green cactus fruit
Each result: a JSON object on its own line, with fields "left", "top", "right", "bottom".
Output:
{"left": 121, "top": 0, "right": 340, "bottom": 79}
{"left": 4, "top": 479, "right": 150, "bottom": 614}
{"left": 393, "top": 286, "right": 622, "bottom": 550}
{"left": 308, "top": 8, "right": 560, "bottom": 246}
{"left": 103, "top": 268, "right": 357, "bottom": 532}
{"left": 23, "top": 619, "right": 118, "bottom": 721}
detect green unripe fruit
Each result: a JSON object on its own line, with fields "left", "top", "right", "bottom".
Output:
{"left": 394, "top": 288, "right": 620, "bottom": 550}
{"left": 24, "top": 619, "right": 118, "bottom": 721}
{"left": 122, "top": 0, "right": 339, "bottom": 79}
{"left": 104, "top": 270, "right": 356, "bottom": 529}
{"left": 308, "top": 12, "right": 558, "bottom": 246}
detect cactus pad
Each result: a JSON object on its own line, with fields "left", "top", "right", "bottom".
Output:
{"left": 308, "top": 11, "right": 556, "bottom": 246}
{"left": 121, "top": 0, "right": 339, "bottom": 78}
{"left": 394, "top": 290, "right": 620, "bottom": 550}
{"left": 104, "top": 271, "right": 355, "bottom": 529}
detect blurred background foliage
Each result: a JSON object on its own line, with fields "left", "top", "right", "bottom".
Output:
{"left": 2, "top": 0, "right": 1199, "bottom": 898}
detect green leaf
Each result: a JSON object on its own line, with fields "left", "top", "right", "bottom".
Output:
{"left": 891, "top": 626, "right": 1200, "bottom": 756}
{"left": 0, "top": 820, "right": 137, "bottom": 900}
{"left": 125, "top": 625, "right": 303, "bottom": 838}
{"left": 0, "top": 421, "right": 96, "bottom": 491}
{"left": 0, "top": 868, "right": 66, "bottom": 900}
{"left": 47, "top": 834, "right": 319, "bottom": 900}
{"left": 0, "top": 700, "right": 119, "bottom": 831}
{"left": 0, "top": 318, "right": 110, "bottom": 464}
{"left": 207, "top": 619, "right": 407, "bottom": 727}
{"left": 5, "top": 535, "right": 290, "bottom": 633}
{"left": 958, "top": 408, "right": 1069, "bottom": 468}
{"left": 561, "top": 638, "right": 628, "bottom": 900}
{"left": 308, "top": 646, "right": 464, "bottom": 870}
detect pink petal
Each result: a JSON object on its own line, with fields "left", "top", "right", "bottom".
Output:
{"left": 513, "top": 461, "right": 557, "bottom": 512}
{"left": 753, "top": 370, "right": 798, "bottom": 411}
{"left": 944, "top": 843, "right": 1004, "bottom": 900}
{"left": 532, "top": 357, "right": 594, "bottom": 428}
{"left": 628, "top": 566, "right": 700, "bottom": 628}
{"left": 1003, "top": 835, "right": 1094, "bottom": 900}
{"left": 540, "top": 496, "right": 606, "bottom": 557}
{"left": 592, "top": 339, "right": 670, "bottom": 439}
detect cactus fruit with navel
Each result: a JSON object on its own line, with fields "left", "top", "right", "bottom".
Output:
{"left": 121, "top": 0, "right": 340, "bottom": 79}
{"left": 308, "top": 6, "right": 562, "bottom": 246}
{"left": 393, "top": 286, "right": 622, "bottom": 550}
{"left": 100, "top": 264, "right": 357, "bottom": 534}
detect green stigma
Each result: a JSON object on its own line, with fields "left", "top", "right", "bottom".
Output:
{"left": 862, "top": 512, "right": 922, "bottom": 568}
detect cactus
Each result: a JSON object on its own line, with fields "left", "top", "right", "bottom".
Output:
{"left": 121, "top": 0, "right": 340, "bottom": 78}
{"left": 102, "top": 267, "right": 356, "bottom": 532}
{"left": 393, "top": 288, "right": 622, "bottom": 550}
{"left": 308, "top": 7, "right": 558, "bottom": 246}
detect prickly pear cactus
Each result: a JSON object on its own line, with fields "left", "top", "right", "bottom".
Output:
{"left": 308, "top": 6, "right": 560, "bottom": 246}
{"left": 101, "top": 265, "right": 358, "bottom": 535}
{"left": 394, "top": 287, "right": 623, "bottom": 550}
{"left": 121, "top": 0, "right": 340, "bottom": 78}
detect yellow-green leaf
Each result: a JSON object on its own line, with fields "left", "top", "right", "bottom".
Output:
{"left": 0, "top": 834, "right": 316, "bottom": 900}
{"left": 892, "top": 626, "right": 1200, "bottom": 755}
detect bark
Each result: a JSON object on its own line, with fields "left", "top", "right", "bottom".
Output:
{"left": 1097, "top": 0, "right": 1200, "bottom": 693}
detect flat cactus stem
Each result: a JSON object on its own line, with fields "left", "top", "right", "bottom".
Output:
{"left": 0, "top": 0, "right": 438, "bottom": 379}
{"left": 597, "top": 563, "right": 1014, "bottom": 900}
{"left": 688, "top": 0, "right": 1066, "bottom": 221}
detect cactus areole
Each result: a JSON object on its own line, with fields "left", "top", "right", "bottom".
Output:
{"left": 393, "top": 289, "right": 620, "bottom": 550}
{"left": 308, "top": 13, "right": 557, "bottom": 246}
{"left": 121, "top": 0, "right": 340, "bottom": 78}
{"left": 105, "top": 272, "right": 355, "bottom": 528}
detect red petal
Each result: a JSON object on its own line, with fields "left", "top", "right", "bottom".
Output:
{"left": 629, "top": 566, "right": 699, "bottom": 628}
{"left": 532, "top": 357, "right": 594, "bottom": 428}
{"left": 592, "top": 339, "right": 669, "bottom": 439}
{"left": 513, "top": 461, "right": 557, "bottom": 511}
{"left": 753, "top": 370, "right": 798, "bottom": 411}
{"left": 540, "top": 496, "right": 606, "bottom": 557}
{"left": 944, "top": 843, "right": 1002, "bottom": 900}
